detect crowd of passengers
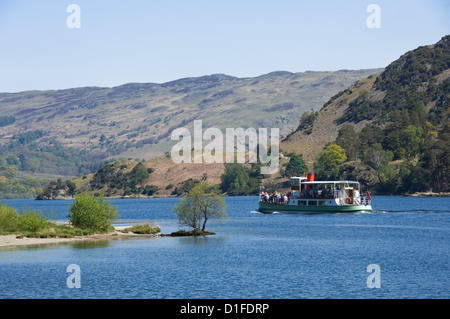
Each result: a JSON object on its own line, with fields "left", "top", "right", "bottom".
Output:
{"left": 260, "top": 188, "right": 371, "bottom": 205}
{"left": 260, "top": 192, "right": 290, "bottom": 204}
{"left": 260, "top": 188, "right": 337, "bottom": 204}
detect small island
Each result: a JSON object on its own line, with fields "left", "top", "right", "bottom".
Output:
{"left": 0, "top": 195, "right": 162, "bottom": 248}
{"left": 0, "top": 181, "right": 228, "bottom": 248}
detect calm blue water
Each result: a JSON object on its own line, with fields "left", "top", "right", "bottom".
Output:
{"left": 0, "top": 196, "right": 449, "bottom": 299}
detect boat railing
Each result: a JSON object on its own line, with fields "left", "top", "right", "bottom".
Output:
{"left": 260, "top": 193, "right": 371, "bottom": 206}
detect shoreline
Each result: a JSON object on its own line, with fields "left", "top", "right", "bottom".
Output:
{"left": 403, "top": 192, "right": 450, "bottom": 197}
{"left": 0, "top": 225, "right": 214, "bottom": 249}
{"left": 0, "top": 225, "right": 163, "bottom": 249}
{"left": 5, "top": 191, "right": 449, "bottom": 201}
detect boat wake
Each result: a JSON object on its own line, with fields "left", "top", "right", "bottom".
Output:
{"left": 252, "top": 209, "right": 449, "bottom": 215}
{"left": 250, "top": 210, "right": 282, "bottom": 214}
{"left": 373, "top": 209, "right": 449, "bottom": 214}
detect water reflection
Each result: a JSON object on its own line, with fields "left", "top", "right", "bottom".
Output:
{"left": 69, "top": 240, "right": 111, "bottom": 249}
{"left": 176, "top": 234, "right": 227, "bottom": 245}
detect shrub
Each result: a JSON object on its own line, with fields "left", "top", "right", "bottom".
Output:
{"left": 17, "top": 207, "right": 50, "bottom": 232}
{"left": 0, "top": 201, "right": 19, "bottom": 232}
{"left": 123, "top": 222, "right": 160, "bottom": 234}
{"left": 68, "top": 194, "right": 119, "bottom": 231}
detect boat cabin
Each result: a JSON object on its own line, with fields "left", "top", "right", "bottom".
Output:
{"left": 290, "top": 174, "right": 366, "bottom": 205}
{"left": 259, "top": 174, "right": 372, "bottom": 212}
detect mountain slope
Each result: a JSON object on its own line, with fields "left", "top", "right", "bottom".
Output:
{"left": 281, "top": 35, "right": 449, "bottom": 193}
{"left": 34, "top": 35, "right": 450, "bottom": 197}
{"left": 0, "top": 69, "right": 381, "bottom": 179}
{"left": 281, "top": 35, "right": 449, "bottom": 165}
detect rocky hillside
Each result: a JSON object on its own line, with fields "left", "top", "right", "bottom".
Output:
{"left": 280, "top": 74, "right": 380, "bottom": 164}
{"left": 282, "top": 35, "right": 449, "bottom": 193}
{"left": 281, "top": 35, "right": 449, "bottom": 166}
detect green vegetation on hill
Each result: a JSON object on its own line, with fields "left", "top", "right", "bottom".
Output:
{"left": 36, "top": 158, "right": 265, "bottom": 199}
{"left": 36, "top": 160, "right": 160, "bottom": 199}
{"left": 0, "top": 131, "right": 109, "bottom": 176}
{"left": 220, "top": 163, "right": 262, "bottom": 196}
{"left": 309, "top": 35, "right": 450, "bottom": 194}
{"left": 336, "top": 37, "right": 449, "bottom": 126}
{"left": 0, "top": 156, "right": 49, "bottom": 198}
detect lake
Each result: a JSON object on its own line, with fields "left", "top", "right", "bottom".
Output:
{"left": 0, "top": 196, "right": 449, "bottom": 299}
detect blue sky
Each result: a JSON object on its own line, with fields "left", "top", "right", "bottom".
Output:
{"left": 0, "top": 0, "right": 448, "bottom": 92}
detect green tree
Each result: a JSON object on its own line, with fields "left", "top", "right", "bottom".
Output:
{"left": 6, "top": 154, "right": 20, "bottom": 166}
{"left": 3, "top": 165, "right": 18, "bottom": 178}
{"left": 314, "top": 143, "right": 347, "bottom": 180}
{"left": 173, "top": 182, "right": 228, "bottom": 235}
{"left": 131, "top": 163, "right": 150, "bottom": 185}
{"left": 359, "top": 125, "right": 384, "bottom": 155}
{"left": 66, "top": 181, "right": 77, "bottom": 196}
{"left": 423, "top": 124, "right": 450, "bottom": 192}
{"left": 362, "top": 143, "right": 394, "bottom": 188}
{"left": 335, "top": 124, "right": 359, "bottom": 161}
{"left": 68, "top": 194, "right": 119, "bottom": 231}
{"left": 402, "top": 125, "right": 424, "bottom": 158}
{"left": 285, "top": 154, "right": 308, "bottom": 177}
{"left": 221, "top": 163, "right": 251, "bottom": 195}
{"left": 297, "top": 111, "right": 319, "bottom": 133}
{"left": 0, "top": 201, "right": 19, "bottom": 232}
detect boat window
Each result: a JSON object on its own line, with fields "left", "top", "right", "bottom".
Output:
{"left": 319, "top": 201, "right": 326, "bottom": 206}
{"left": 308, "top": 201, "right": 317, "bottom": 206}
{"left": 298, "top": 200, "right": 307, "bottom": 206}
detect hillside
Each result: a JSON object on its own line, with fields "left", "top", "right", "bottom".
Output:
{"left": 36, "top": 156, "right": 228, "bottom": 199}
{"left": 34, "top": 35, "right": 450, "bottom": 198}
{"left": 280, "top": 74, "right": 380, "bottom": 164}
{"left": 0, "top": 69, "right": 380, "bottom": 179}
{"left": 281, "top": 35, "right": 449, "bottom": 193}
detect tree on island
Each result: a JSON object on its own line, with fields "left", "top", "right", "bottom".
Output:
{"left": 173, "top": 182, "right": 228, "bottom": 236}
{"left": 68, "top": 193, "right": 119, "bottom": 231}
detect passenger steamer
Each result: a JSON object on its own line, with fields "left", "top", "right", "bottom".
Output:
{"left": 258, "top": 174, "right": 372, "bottom": 213}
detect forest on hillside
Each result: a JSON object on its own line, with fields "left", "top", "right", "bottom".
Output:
{"left": 310, "top": 36, "right": 449, "bottom": 194}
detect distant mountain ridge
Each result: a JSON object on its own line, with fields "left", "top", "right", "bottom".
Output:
{"left": 0, "top": 69, "right": 381, "bottom": 179}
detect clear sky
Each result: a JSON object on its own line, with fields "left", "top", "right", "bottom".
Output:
{"left": 0, "top": 0, "right": 449, "bottom": 92}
